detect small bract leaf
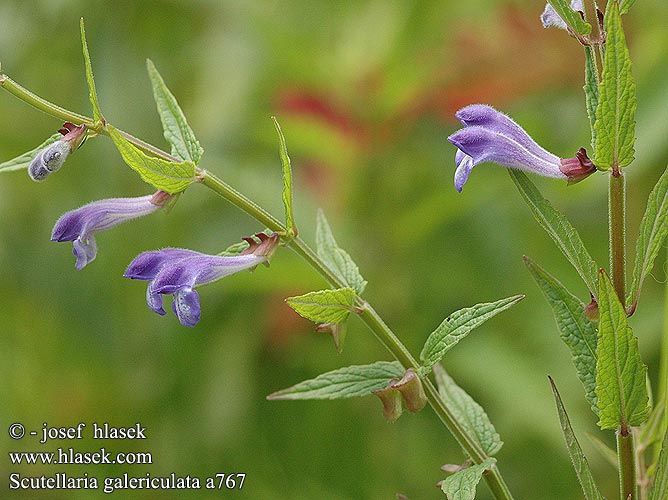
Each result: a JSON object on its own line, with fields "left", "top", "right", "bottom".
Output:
{"left": 286, "top": 288, "right": 357, "bottom": 325}
{"left": 594, "top": 1, "right": 636, "bottom": 170}
{"left": 619, "top": 0, "right": 636, "bottom": 15}
{"left": 648, "top": 428, "right": 668, "bottom": 500}
{"left": 596, "top": 270, "right": 650, "bottom": 429}
{"left": 146, "top": 59, "right": 203, "bottom": 164}
{"left": 108, "top": 125, "right": 196, "bottom": 194}
{"left": 419, "top": 295, "right": 524, "bottom": 373}
{"left": 440, "top": 457, "right": 496, "bottom": 500}
{"left": 546, "top": 0, "right": 592, "bottom": 35}
{"left": 267, "top": 361, "right": 404, "bottom": 400}
{"left": 510, "top": 170, "right": 599, "bottom": 298}
{"left": 0, "top": 134, "right": 61, "bottom": 173}
{"left": 629, "top": 165, "right": 668, "bottom": 311}
{"left": 525, "top": 257, "right": 598, "bottom": 413}
{"left": 79, "top": 18, "right": 103, "bottom": 123}
{"left": 316, "top": 209, "right": 367, "bottom": 293}
{"left": 272, "top": 117, "right": 297, "bottom": 236}
{"left": 550, "top": 377, "right": 605, "bottom": 500}
{"left": 434, "top": 364, "right": 503, "bottom": 456}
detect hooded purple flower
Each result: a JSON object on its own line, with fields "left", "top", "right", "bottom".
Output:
{"left": 52, "top": 191, "right": 172, "bottom": 270}
{"left": 124, "top": 233, "right": 279, "bottom": 327}
{"left": 447, "top": 104, "right": 595, "bottom": 191}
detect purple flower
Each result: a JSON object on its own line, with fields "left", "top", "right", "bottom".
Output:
{"left": 541, "top": 0, "right": 584, "bottom": 30}
{"left": 447, "top": 104, "right": 595, "bottom": 191}
{"left": 124, "top": 233, "right": 279, "bottom": 327}
{"left": 52, "top": 191, "right": 172, "bottom": 270}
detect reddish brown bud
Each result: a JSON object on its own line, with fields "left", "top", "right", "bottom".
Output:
{"left": 372, "top": 379, "right": 403, "bottom": 421}
{"left": 241, "top": 232, "right": 280, "bottom": 258}
{"left": 392, "top": 368, "right": 427, "bottom": 413}
{"left": 58, "top": 122, "right": 87, "bottom": 151}
{"left": 315, "top": 322, "right": 347, "bottom": 353}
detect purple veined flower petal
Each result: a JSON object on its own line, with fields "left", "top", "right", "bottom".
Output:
{"left": 541, "top": 0, "right": 585, "bottom": 30}
{"left": 146, "top": 283, "right": 166, "bottom": 316}
{"left": 151, "top": 254, "right": 266, "bottom": 294}
{"left": 171, "top": 288, "right": 201, "bottom": 328}
{"left": 454, "top": 104, "right": 559, "bottom": 166}
{"left": 454, "top": 149, "right": 475, "bottom": 193}
{"left": 72, "top": 236, "right": 98, "bottom": 270}
{"left": 52, "top": 193, "right": 169, "bottom": 269}
{"left": 124, "top": 248, "right": 203, "bottom": 280}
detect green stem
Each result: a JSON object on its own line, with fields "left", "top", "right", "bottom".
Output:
{"left": 2, "top": 75, "right": 515, "bottom": 500}
{"left": 618, "top": 426, "right": 638, "bottom": 500}
{"left": 609, "top": 170, "right": 626, "bottom": 306}
{"left": 200, "top": 170, "right": 514, "bottom": 500}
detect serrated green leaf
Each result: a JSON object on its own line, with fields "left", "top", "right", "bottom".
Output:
{"left": 272, "top": 117, "right": 297, "bottom": 235}
{"left": 0, "top": 134, "right": 61, "bottom": 173}
{"left": 546, "top": 0, "right": 592, "bottom": 35}
{"left": 420, "top": 295, "right": 523, "bottom": 372}
{"left": 648, "top": 427, "right": 668, "bottom": 500}
{"left": 79, "top": 18, "right": 103, "bottom": 123}
{"left": 596, "top": 270, "right": 650, "bottom": 429}
{"left": 584, "top": 46, "right": 599, "bottom": 153}
{"left": 108, "top": 125, "right": 196, "bottom": 194}
{"left": 267, "top": 361, "right": 404, "bottom": 400}
{"left": 434, "top": 364, "right": 503, "bottom": 456}
{"left": 146, "top": 59, "right": 203, "bottom": 165}
{"left": 510, "top": 170, "right": 599, "bottom": 298}
{"left": 594, "top": 1, "right": 636, "bottom": 170}
{"left": 550, "top": 377, "right": 605, "bottom": 500}
{"left": 440, "top": 458, "right": 496, "bottom": 500}
{"left": 619, "top": 0, "right": 636, "bottom": 15}
{"left": 316, "top": 209, "right": 367, "bottom": 293}
{"left": 286, "top": 288, "right": 357, "bottom": 324}
{"left": 629, "top": 165, "right": 668, "bottom": 310}
{"left": 525, "top": 257, "right": 598, "bottom": 412}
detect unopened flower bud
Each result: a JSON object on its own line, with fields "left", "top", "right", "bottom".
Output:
{"left": 392, "top": 368, "right": 427, "bottom": 413}
{"left": 372, "top": 379, "right": 403, "bottom": 422}
{"left": 28, "top": 123, "right": 87, "bottom": 182}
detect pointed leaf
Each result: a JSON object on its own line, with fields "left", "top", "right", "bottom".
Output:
{"left": 584, "top": 46, "right": 599, "bottom": 153}
{"left": 419, "top": 295, "right": 524, "bottom": 373}
{"left": 108, "top": 125, "right": 196, "bottom": 194}
{"left": 316, "top": 209, "right": 367, "bottom": 293}
{"left": 549, "top": 377, "right": 605, "bottom": 500}
{"left": 620, "top": 0, "right": 635, "bottom": 15}
{"left": 79, "top": 18, "right": 103, "bottom": 122}
{"left": 267, "top": 361, "right": 404, "bottom": 400}
{"left": 272, "top": 117, "right": 297, "bottom": 235}
{"left": 546, "top": 0, "right": 592, "bottom": 35}
{"left": 434, "top": 365, "right": 503, "bottom": 456}
{"left": 525, "top": 257, "right": 598, "bottom": 412}
{"left": 594, "top": 1, "right": 636, "bottom": 170}
{"left": 596, "top": 270, "right": 650, "bottom": 429}
{"left": 146, "top": 59, "right": 203, "bottom": 164}
{"left": 648, "top": 427, "right": 668, "bottom": 500}
{"left": 629, "top": 165, "right": 668, "bottom": 310}
{"left": 440, "top": 458, "right": 496, "bottom": 500}
{"left": 286, "top": 288, "right": 357, "bottom": 324}
{"left": 510, "top": 170, "right": 599, "bottom": 298}
{"left": 0, "top": 134, "right": 61, "bottom": 173}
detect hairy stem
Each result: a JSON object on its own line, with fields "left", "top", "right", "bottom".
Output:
{"left": 609, "top": 170, "right": 626, "bottom": 306}
{"left": 618, "top": 427, "right": 638, "bottom": 500}
{"left": 2, "top": 75, "right": 515, "bottom": 500}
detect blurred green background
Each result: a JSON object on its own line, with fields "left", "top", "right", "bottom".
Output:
{"left": 1, "top": 1, "right": 667, "bottom": 498}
